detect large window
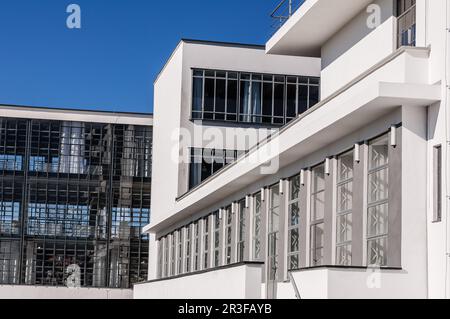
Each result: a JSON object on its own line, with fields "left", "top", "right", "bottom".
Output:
{"left": 192, "top": 69, "right": 320, "bottom": 126}
{"left": 170, "top": 234, "right": 176, "bottom": 276}
{"left": 0, "top": 118, "right": 151, "bottom": 288}
{"left": 177, "top": 230, "right": 183, "bottom": 275}
{"left": 252, "top": 192, "right": 262, "bottom": 260}
{"left": 189, "top": 148, "right": 244, "bottom": 190}
{"left": 237, "top": 199, "right": 246, "bottom": 262}
{"left": 397, "top": 0, "right": 416, "bottom": 47}
{"left": 288, "top": 176, "right": 301, "bottom": 270}
{"left": 336, "top": 151, "right": 354, "bottom": 266}
{"left": 367, "top": 134, "right": 389, "bottom": 266}
{"left": 310, "top": 164, "right": 325, "bottom": 267}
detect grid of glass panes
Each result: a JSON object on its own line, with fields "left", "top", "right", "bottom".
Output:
{"left": 191, "top": 69, "right": 320, "bottom": 126}
{"left": 237, "top": 199, "right": 246, "bottom": 262}
{"left": 157, "top": 239, "right": 163, "bottom": 278}
{"left": 213, "top": 211, "right": 221, "bottom": 267}
{"left": 310, "top": 164, "right": 325, "bottom": 266}
{"left": 193, "top": 221, "right": 200, "bottom": 271}
{"left": 336, "top": 151, "right": 354, "bottom": 266}
{"left": 189, "top": 148, "right": 244, "bottom": 190}
{"left": 287, "top": 176, "right": 301, "bottom": 270}
{"left": 367, "top": 134, "right": 389, "bottom": 266}
{"left": 177, "top": 230, "right": 183, "bottom": 275}
{"left": 170, "top": 234, "right": 176, "bottom": 276}
{"left": 224, "top": 206, "right": 233, "bottom": 265}
{"left": 252, "top": 192, "right": 262, "bottom": 260}
{"left": 185, "top": 226, "right": 191, "bottom": 273}
{"left": 163, "top": 236, "right": 169, "bottom": 277}
{"left": 203, "top": 217, "right": 210, "bottom": 269}
{"left": 268, "top": 185, "right": 280, "bottom": 281}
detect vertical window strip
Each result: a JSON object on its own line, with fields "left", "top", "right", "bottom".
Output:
{"left": 237, "top": 199, "right": 246, "bottom": 262}
{"left": 310, "top": 164, "right": 325, "bottom": 267}
{"left": 336, "top": 151, "right": 354, "bottom": 266}
{"left": 224, "top": 206, "right": 233, "bottom": 265}
{"left": 213, "top": 211, "right": 221, "bottom": 267}
{"left": 185, "top": 226, "right": 191, "bottom": 273}
{"left": 367, "top": 134, "right": 390, "bottom": 266}
{"left": 287, "top": 175, "right": 301, "bottom": 270}
{"left": 203, "top": 217, "right": 210, "bottom": 269}
{"left": 268, "top": 185, "right": 280, "bottom": 281}
{"left": 252, "top": 193, "right": 262, "bottom": 260}
{"left": 433, "top": 145, "right": 442, "bottom": 222}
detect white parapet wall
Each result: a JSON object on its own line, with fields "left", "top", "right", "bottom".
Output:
{"left": 134, "top": 262, "right": 263, "bottom": 299}
{"left": 0, "top": 285, "right": 133, "bottom": 299}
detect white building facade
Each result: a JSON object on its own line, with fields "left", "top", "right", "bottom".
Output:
{"left": 135, "top": 0, "right": 450, "bottom": 299}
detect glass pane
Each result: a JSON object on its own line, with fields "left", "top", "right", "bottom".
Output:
{"left": 312, "top": 165, "right": 325, "bottom": 192}
{"left": 337, "top": 213, "right": 352, "bottom": 244}
{"left": 289, "top": 228, "right": 299, "bottom": 253}
{"left": 226, "top": 80, "right": 238, "bottom": 118}
{"left": 290, "top": 202, "right": 300, "bottom": 226}
{"left": 192, "top": 77, "right": 203, "bottom": 113}
{"left": 368, "top": 168, "right": 389, "bottom": 203}
{"left": 286, "top": 84, "right": 297, "bottom": 118}
{"left": 251, "top": 81, "right": 262, "bottom": 121}
{"left": 309, "top": 85, "right": 319, "bottom": 107}
{"left": 311, "top": 191, "right": 325, "bottom": 221}
{"left": 369, "top": 135, "right": 389, "bottom": 169}
{"left": 337, "top": 181, "right": 353, "bottom": 213}
{"left": 336, "top": 244, "right": 352, "bottom": 266}
{"left": 368, "top": 237, "right": 387, "bottom": 266}
{"left": 290, "top": 175, "right": 300, "bottom": 200}
{"left": 215, "top": 79, "right": 226, "bottom": 114}
{"left": 289, "top": 254, "right": 299, "bottom": 270}
{"left": 240, "top": 81, "right": 251, "bottom": 122}
{"left": 273, "top": 83, "right": 285, "bottom": 118}
{"left": 204, "top": 78, "right": 215, "bottom": 113}
{"left": 298, "top": 85, "right": 308, "bottom": 114}
{"left": 262, "top": 82, "right": 273, "bottom": 117}
{"left": 338, "top": 152, "right": 354, "bottom": 182}
{"left": 368, "top": 203, "right": 389, "bottom": 237}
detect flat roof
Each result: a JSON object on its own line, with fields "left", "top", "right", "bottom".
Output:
{"left": 154, "top": 38, "right": 266, "bottom": 83}
{"left": 0, "top": 103, "right": 153, "bottom": 126}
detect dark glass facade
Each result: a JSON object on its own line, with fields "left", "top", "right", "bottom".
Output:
{"left": 0, "top": 117, "right": 152, "bottom": 288}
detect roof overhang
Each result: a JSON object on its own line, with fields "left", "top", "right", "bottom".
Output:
{"left": 266, "top": 0, "right": 373, "bottom": 57}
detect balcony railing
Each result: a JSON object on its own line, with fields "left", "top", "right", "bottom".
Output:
{"left": 397, "top": 4, "right": 416, "bottom": 47}
{"left": 270, "top": 0, "right": 306, "bottom": 30}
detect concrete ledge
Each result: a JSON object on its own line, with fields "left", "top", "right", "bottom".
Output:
{"left": 133, "top": 262, "right": 264, "bottom": 299}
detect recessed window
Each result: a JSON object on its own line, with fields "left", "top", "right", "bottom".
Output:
{"left": 237, "top": 199, "right": 246, "bottom": 262}
{"left": 433, "top": 145, "right": 442, "bottom": 223}
{"left": 288, "top": 175, "right": 301, "bottom": 270}
{"left": 252, "top": 193, "right": 262, "bottom": 260}
{"left": 310, "top": 164, "right": 325, "bottom": 267}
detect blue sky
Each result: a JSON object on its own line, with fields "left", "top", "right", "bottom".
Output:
{"left": 0, "top": 1, "right": 278, "bottom": 114}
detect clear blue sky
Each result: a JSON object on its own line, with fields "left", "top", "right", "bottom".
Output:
{"left": 0, "top": 0, "right": 278, "bottom": 114}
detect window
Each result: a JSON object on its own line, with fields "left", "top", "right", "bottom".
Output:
{"left": 213, "top": 211, "right": 221, "bottom": 267}
{"left": 252, "top": 193, "right": 262, "bottom": 260}
{"left": 185, "top": 226, "right": 191, "bottom": 272}
{"left": 268, "top": 185, "right": 280, "bottom": 281}
{"left": 237, "top": 199, "right": 246, "bottom": 262}
{"left": 224, "top": 206, "right": 233, "bottom": 265}
{"left": 163, "top": 236, "right": 169, "bottom": 277}
{"left": 336, "top": 151, "right": 354, "bottom": 266}
{"left": 288, "top": 176, "right": 301, "bottom": 270}
{"left": 0, "top": 155, "right": 23, "bottom": 171}
{"left": 177, "top": 230, "right": 183, "bottom": 275}
{"left": 433, "top": 145, "right": 442, "bottom": 222}
{"left": 189, "top": 148, "right": 244, "bottom": 190}
{"left": 193, "top": 222, "right": 200, "bottom": 271}
{"left": 0, "top": 202, "right": 20, "bottom": 236}
{"left": 170, "top": 235, "right": 175, "bottom": 276}
{"left": 157, "top": 240, "right": 163, "bottom": 278}
{"left": 191, "top": 69, "right": 320, "bottom": 126}
{"left": 310, "top": 164, "right": 325, "bottom": 266}
{"left": 203, "top": 217, "right": 210, "bottom": 269}
{"left": 397, "top": 0, "right": 416, "bottom": 47}
{"left": 367, "top": 134, "right": 389, "bottom": 266}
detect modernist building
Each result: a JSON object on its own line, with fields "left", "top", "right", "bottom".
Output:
{"left": 0, "top": 105, "right": 152, "bottom": 298}
{"left": 135, "top": 0, "right": 450, "bottom": 299}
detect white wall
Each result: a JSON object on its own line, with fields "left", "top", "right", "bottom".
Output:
{"left": 321, "top": 0, "right": 395, "bottom": 98}
{"left": 134, "top": 263, "right": 263, "bottom": 299}
{"left": 0, "top": 286, "right": 132, "bottom": 299}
